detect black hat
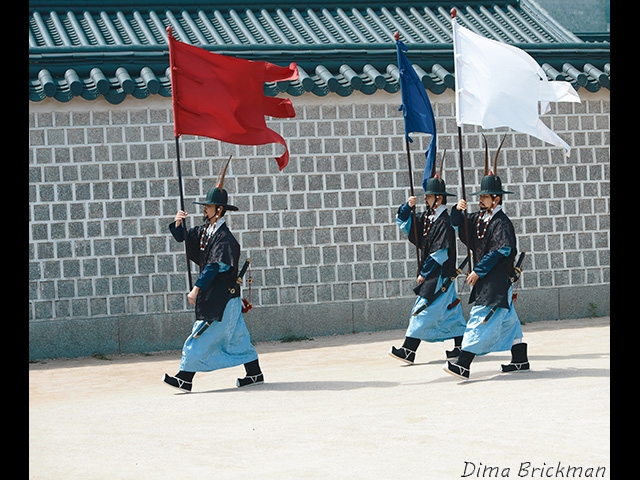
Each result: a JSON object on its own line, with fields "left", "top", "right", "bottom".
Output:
{"left": 194, "top": 186, "right": 238, "bottom": 210}
{"left": 423, "top": 176, "right": 456, "bottom": 196}
{"left": 423, "top": 149, "right": 456, "bottom": 196}
{"left": 471, "top": 174, "right": 514, "bottom": 196}
{"left": 193, "top": 156, "right": 238, "bottom": 210}
{"left": 471, "top": 134, "right": 514, "bottom": 196}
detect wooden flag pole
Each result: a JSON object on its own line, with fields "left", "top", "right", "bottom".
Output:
{"left": 174, "top": 136, "right": 193, "bottom": 290}
{"left": 394, "top": 30, "right": 422, "bottom": 271}
{"left": 450, "top": 8, "right": 474, "bottom": 272}
{"left": 404, "top": 137, "right": 423, "bottom": 271}
{"left": 456, "top": 127, "right": 473, "bottom": 272}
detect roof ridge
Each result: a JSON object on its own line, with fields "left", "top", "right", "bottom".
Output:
{"left": 28, "top": 1, "right": 610, "bottom": 103}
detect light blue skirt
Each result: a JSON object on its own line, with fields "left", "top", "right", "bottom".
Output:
{"left": 405, "top": 279, "right": 467, "bottom": 343}
{"left": 179, "top": 297, "right": 259, "bottom": 372}
{"left": 461, "top": 288, "right": 523, "bottom": 356}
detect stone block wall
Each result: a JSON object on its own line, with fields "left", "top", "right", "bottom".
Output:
{"left": 28, "top": 90, "right": 610, "bottom": 359}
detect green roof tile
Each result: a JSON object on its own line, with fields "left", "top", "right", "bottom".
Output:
{"left": 29, "top": 1, "right": 610, "bottom": 104}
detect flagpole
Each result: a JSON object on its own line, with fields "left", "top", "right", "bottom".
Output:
{"left": 404, "top": 137, "right": 422, "bottom": 271}
{"left": 394, "top": 31, "right": 422, "bottom": 271}
{"left": 456, "top": 127, "right": 473, "bottom": 269}
{"left": 451, "top": 8, "right": 474, "bottom": 272}
{"left": 167, "top": 27, "right": 194, "bottom": 290}
{"left": 174, "top": 136, "right": 193, "bottom": 290}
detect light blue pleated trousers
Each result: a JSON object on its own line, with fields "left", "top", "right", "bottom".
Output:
{"left": 179, "top": 297, "right": 258, "bottom": 372}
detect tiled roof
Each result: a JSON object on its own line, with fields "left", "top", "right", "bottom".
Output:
{"left": 29, "top": 1, "right": 610, "bottom": 104}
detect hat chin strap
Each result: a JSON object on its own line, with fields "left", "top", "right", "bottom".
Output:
{"left": 425, "top": 195, "right": 442, "bottom": 211}
{"left": 211, "top": 207, "right": 223, "bottom": 222}
{"left": 204, "top": 206, "right": 223, "bottom": 224}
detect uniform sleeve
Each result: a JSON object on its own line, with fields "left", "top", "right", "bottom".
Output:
{"left": 450, "top": 206, "right": 463, "bottom": 227}
{"left": 397, "top": 202, "right": 412, "bottom": 221}
{"left": 450, "top": 207, "right": 469, "bottom": 247}
{"left": 169, "top": 221, "right": 185, "bottom": 242}
{"left": 194, "top": 262, "right": 219, "bottom": 289}
{"left": 473, "top": 246, "right": 512, "bottom": 278}
{"left": 420, "top": 248, "right": 448, "bottom": 278}
{"left": 396, "top": 203, "right": 413, "bottom": 236}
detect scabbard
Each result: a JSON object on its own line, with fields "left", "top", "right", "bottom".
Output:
{"left": 509, "top": 251, "right": 526, "bottom": 284}
{"left": 193, "top": 321, "right": 211, "bottom": 338}
{"left": 482, "top": 307, "right": 496, "bottom": 324}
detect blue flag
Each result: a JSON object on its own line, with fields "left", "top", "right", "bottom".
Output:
{"left": 396, "top": 40, "right": 437, "bottom": 191}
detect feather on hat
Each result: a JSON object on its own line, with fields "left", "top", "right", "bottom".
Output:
{"left": 194, "top": 156, "right": 239, "bottom": 210}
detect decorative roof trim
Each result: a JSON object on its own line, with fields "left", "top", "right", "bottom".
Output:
{"left": 28, "top": 1, "right": 610, "bottom": 103}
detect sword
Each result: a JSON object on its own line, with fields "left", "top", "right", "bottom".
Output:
{"left": 483, "top": 251, "right": 526, "bottom": 323}
{"left": 412, "top": 255, "right": 470, "bottom": 316}
{"left": 192, "top": 322, "right": 211, "bottom": 339}
{"left": 482, "top": 306, "right": 497, "bottom": 324}
{"left": 229, "top": 258, "right": 252, "bottom": 296}
{"left": 193, "top": 258, "right": 251, "bottom": 338}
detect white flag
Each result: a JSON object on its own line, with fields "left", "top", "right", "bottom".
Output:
{"left": 452, "top": 18, "right": 580, "bottom": 156}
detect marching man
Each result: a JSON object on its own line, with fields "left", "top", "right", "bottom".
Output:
{"left": 444, "top": 145, "right": 529, "bottom": 381}
{"left": 389, "top": 163, "right": 467, "bottom": 365}
{"left": 163, "top": 159, "right": 263, "bottom": 392}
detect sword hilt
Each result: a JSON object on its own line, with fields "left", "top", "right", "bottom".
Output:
{"left": 510, "top": 251, "right": 526, "bottom": 281}
{"left": 455, "top": 255, "right": 471, "bottom": 275}
{"left": 236, "top": 258, "right": 251, "bottom": 284}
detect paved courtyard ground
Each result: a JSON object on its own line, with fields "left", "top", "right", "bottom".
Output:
{"left": 29, "top": 316, "right": 610, "bottom": 479}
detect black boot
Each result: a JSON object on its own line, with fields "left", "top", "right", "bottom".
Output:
{"left": 162, "top": 370, "right": 194, "bottom": 392}
{"left": 443, "top": 350, "right": 475, "bottom": 380}
{"left": 389, "top": 337, "right": 420, "bottom": 365}
{"left": 237, "top": 359, "right": 264, "bottom": 387}
{"left": 501, "top": 343, "right": 530, "bottom": 373}
{"left": 176, "top": 371, "right": 195, "bottom": 382}
{"left": 445, "top": 336, "right": 463, "bottom": 359}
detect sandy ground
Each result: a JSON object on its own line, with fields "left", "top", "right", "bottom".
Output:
{"left": 29, "top": 317, "right": 610, "bottom": 479}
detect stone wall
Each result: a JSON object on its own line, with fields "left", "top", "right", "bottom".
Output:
{"left": 28, "top": 89, "right": 610, "bottom": 359}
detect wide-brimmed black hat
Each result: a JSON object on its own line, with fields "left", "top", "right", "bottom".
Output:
{"left": 423, "top": 176, "right": 456, "bottom": 196}
{"left": 423, "top": 149, "right": 456, "bottom": 197}
{"left": 471, "top": 174, "right": 514, "bottom": 196}
{"left": 193, "top": 186, "right": 238, "bottom": 210}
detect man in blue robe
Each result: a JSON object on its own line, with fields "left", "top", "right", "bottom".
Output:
{"left": 444, "top": 172, "right": 529, "bottom": 380}
{"left": 163, "top": 184, "right": 262, "bottom": 392}
{"left": 389, "top": 175, "right": 467, "bottom": 365}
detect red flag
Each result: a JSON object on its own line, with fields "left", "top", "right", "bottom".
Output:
{"left": 167, "top": 27, "right": 298, "bottom": 170}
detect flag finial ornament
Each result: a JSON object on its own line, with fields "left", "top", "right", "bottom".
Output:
{"left": 450, "top": 8, "right": 457, "bottom": 18}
